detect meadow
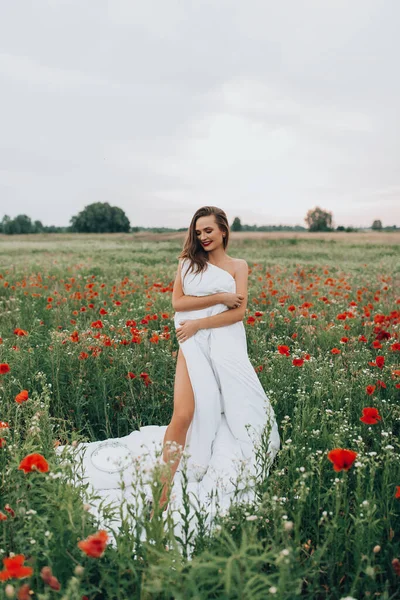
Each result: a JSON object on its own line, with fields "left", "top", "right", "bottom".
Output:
{"left": 0, "top": 231, "right": 399, "bottom": 599}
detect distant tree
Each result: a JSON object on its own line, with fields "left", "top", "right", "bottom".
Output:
{"left": 1, "top": 214, "right": 34, "bottom": 234}
{"left": 305, "top": 207, "right": 333, "bottom": 232}
{"left": 33, "top": 220, "right": 44, "bottom": 233}
{"left": 336, "top": 225, "right": 346, "bottom": 231}
{"left": 231, "top": 217, "right": 242, "bottom": 232}
{"left": 70, "top": 202, "right": 130, "bottom": 233}
{"left": 372, "top": 219, "right": 383, "bottom": 231}
{"left": 0, "top": 215, "right": 11, "bottom": 233}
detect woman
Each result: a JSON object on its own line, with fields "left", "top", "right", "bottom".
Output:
{"left": 157, "top": 205, "right": 280, "bottom": 513}
{"left": 58, "top": 206, "right": 279, "bottom": 538}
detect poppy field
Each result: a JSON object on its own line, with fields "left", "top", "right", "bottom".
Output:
{"left": 0, "top": 232, "right": 400, "bottom": 599}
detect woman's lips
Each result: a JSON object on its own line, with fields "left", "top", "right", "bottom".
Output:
{"left": 202, "top": 241, "right": 212, "bottom": 246}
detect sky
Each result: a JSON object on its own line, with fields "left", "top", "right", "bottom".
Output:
{"left": 0, "top": 1, "right": 399, "bottom": 229}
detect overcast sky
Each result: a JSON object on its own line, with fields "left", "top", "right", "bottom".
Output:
{"left": 0, "top": 1, "right": 399, "bottom": 228}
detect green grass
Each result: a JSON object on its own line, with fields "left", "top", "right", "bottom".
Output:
{"left": 0, "top": 233, "right": 399, "bottom": 599}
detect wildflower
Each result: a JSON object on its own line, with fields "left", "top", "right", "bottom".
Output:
{"left": 391, "top": 342, "right": 400, "bottom": 352}
{"left": 4, "top": 505, "right": 15, "bottom": 518}
{"left": 40, "top": 566, "right": 61, "bottom": 591}
{"left": 0, "top": 438, "right": 6, "bottom": 448}
{"left": 0, "top": 555, "right": 33, "bottom": 581}
{"left": 360, "top": 407, "right": 381, "bottom": 425}
{"left": 376, "top": 356, "right": 385, "bottom": 369}
{"left": 14, "top": 328, "right": 28, "bottom": 336}
{"left": 376, "top": 379, "right": 386, "bottom": 389}
{"left": 392, "top": 558, "right": 400, "bottom": 577}
{"left": 331, "top": 348, "right": 341, "bottom": 355}
{"left": 127, "top": 372, "right": 136, "bottom": 379}
{"left": 78, "top": 530, "right": 108, "bottom": 558}
{"left": 292, "top": 358, "right": 304, "bottom": 367}
{"left": 78, "top": 352, "right": 89, "bottom": 360}
{"left": 278, "top": 345, "right": 290, "bottom": 356}
{"left": 0, "top": 512, "right": 7, "bottom": 521}
{"left": 19, "top": 453, "right": 49, "bottom": 474}
{"left": 366, "top": 385, "right": 376, "bottom": 396}
{"left": 395, "top": 486, "right": 400, "bottom": 499}
{"left": 0, "top": 364, "right": 10, "bottom": 374}
{"left": 327, "top": 448, "right": 357, "bottom": 472}
{"left": 15, "top": 390, "right": 29, "bottom": 404}
{"left": 99, "top": 308, "right": 108, "bottom": 315}
{"left": 17, "top": 583, "right": 32, "bottom": 599}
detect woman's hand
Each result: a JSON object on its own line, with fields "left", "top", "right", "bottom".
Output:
{"left": 222, "top": 292, "right": 245, "bottom": 309}
{"left": 176, "top": 319, "right": 200, "bottom": 343}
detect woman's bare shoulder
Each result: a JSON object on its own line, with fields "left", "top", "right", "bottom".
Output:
{"left": 232, "top": 258, "right": 248, "bottom": 273}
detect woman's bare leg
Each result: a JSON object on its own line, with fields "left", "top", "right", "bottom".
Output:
{"left": 158, "top": 348, "right": 194, "bottom": 511}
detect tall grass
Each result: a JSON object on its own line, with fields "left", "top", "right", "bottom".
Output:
{"left": 0, "top": 234, "right": 399, "bottom": 599}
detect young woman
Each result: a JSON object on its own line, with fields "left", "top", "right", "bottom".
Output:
{"left": 157, "top": 205, "right": 280, "bottom": 512}
{"left": 58, "top": 206, "right": 279, "bottom": 538}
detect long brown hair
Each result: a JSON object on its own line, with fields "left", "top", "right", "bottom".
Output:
{"left": 179, "top": 206, "right": 230, "bottom": 277}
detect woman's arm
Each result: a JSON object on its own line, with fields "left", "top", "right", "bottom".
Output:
{"left": 175, "top": 260, "right": 249, "bottom": 343}
{"left": 172, "top": 261, "right": 226, "bottom": 311}
{"left": 196, "top": 260, "right": 249, "bottom": 329}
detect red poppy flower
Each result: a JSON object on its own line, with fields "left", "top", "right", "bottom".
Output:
{"left": 78, "top": 352, "right": 89, "bottom": 360}
{"left": 288, "top": 305, "right": 296, "bottom": 312}
{"left": 99, "top": 308, "right": 108, "bottom": 315}
{"left": 247, "top": 316, "right": 256, "bottom": 325}
{"left": 15, "top": 390, "right": 29, "bottom": 404}
{"left": 393, "top": 558, "right": 400, "bottom": 577}
{"left": 0, "top": 364, "right": 10, "bottom": 374}
{"left": 0, "top": 511, "right": 7, "bottom": 521}
{"left": 376, "top": 356, "right": 385, "bottom": 369}
{"left": 4, "top": 505, "right": 15, "bottom": 517}
{"left": 70, "top": 331, "right": 79, "bottom": 343}
{"left": 360, "top": 407, "right": 382, "bottom": 424}
{"left": 366, "top": 385, "right": 376, "bottom": 396}
{"left": 292, "top": 358, "right": 304, "bottom": 367}
{"left": 127, "top": 372, "right": 136, "bottom": 379}
{"left": 376, "top": 379, "right": 386, "bottom": 389}
{"left": 0, "top": 421, "right": 9, "bottom": 430}
{"left": 331, "top": 348, "right": 341, "bottom": 355}
{"left": 372, "top": 340, "right": 382, "bottom": 349}
{"left": 391, "top": 342, "right": 400, "bottom": 352}
{"left": 395, "top": 486, "right": 400, "bottom": 499}
{"left": 0, "top": 438, "right": 6, "bottom": 448}
{"left": 78, "top": 530, "right": 108, "bottom": 558}
{"left": 0, "top": 554, "right": 33, "bottom": 581}
{"left": 278, "top": 345, "right": 290, "bottom": 356}
{"left": 14, "top": 328, "right": 28, "bottom": 336}
{"left": 18, "top": 453, "right": 49, "bottom": 474}
{"left": 358, "top": 335, "right": 368, "bottom": 343}
{"left": 340, "top": 337, "right": 349, "bottom": 343}
{"left": 327, "top": 448, "right": 357, "bottom": 472}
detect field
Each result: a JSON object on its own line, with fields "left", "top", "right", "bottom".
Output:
{"left": 0, "top": 232, "right": 400, "bottom": 599}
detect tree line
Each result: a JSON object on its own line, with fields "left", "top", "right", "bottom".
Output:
{"left": 0, "top": 203, "right": 396, "bottom": 234}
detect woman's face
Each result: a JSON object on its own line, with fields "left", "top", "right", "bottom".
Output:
{"left": 194, "top": 215, "right": 225, "bottom": 251}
